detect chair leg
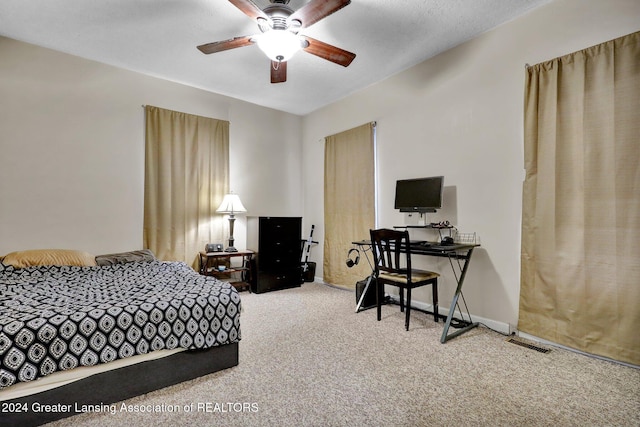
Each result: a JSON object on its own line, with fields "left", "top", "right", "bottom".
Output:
{"left": 432, "top": 280, "right": 439, "bottom": 322}
{"left": 405, "top": 287, "right": 411, "bottom": 331}
{"left": 399, "top": 287, "right": 404, "bottom": 312}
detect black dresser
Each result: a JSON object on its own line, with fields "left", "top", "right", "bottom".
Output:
{"left": 247, "top": 216, "right": 302, "bottom": 293}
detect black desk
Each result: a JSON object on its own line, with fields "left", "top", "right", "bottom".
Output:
{"left": 352, "top": 240, "right": 480, "bottom": 343}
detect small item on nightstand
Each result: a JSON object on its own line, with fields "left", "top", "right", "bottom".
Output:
{"left": 205, "top": 243, "right": 223, "bottom": 253}
{"left": 218, "top": 265, "right": 226, "bottom": 272}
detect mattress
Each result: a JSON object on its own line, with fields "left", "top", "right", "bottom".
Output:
{"left": 0, "top": 260, "right": 241, "bottom": 391}
{"left": 0, "top": 347, "right": 184, "bottom": 401}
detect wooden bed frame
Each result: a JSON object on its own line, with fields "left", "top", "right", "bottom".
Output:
{"left": 2, "top": 343, "right": 239, "bottom": 427}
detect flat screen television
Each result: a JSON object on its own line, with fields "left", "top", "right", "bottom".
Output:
{"left": 394, "top": 176, "right": 444, "bottom": 213}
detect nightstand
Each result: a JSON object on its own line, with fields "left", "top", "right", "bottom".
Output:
{"left": 199, "top": 250, "right": 254, "bottom": 292}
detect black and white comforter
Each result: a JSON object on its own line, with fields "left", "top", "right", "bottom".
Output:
{"left": 0, "top": 261, "right": 241, "bottom": 390}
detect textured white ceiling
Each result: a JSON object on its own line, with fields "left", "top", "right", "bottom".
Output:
{"left": 0, "top": 0, "right": 551, "bottom": 115}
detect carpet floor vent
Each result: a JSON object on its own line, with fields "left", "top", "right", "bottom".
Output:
{"left": 506, "top": 337, "right": 551, "bottom": 353}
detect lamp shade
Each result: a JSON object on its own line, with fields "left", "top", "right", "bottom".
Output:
{"left": 256, "top": 30, "right": 302, "bottom": 62}
{"left": 216, "top": 193, "right": 247, "bottom": 214}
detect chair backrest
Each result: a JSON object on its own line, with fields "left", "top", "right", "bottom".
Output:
{"left": 369, "top": 228, "right": 411, "bottom": 276}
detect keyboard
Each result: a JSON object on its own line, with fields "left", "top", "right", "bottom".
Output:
{"left": 409, "top": 241, "right": 434, "bottom": 248}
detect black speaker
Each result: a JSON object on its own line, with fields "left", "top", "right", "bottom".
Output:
{"left": 355, "top": 276, "right": 382, "bottom": 310}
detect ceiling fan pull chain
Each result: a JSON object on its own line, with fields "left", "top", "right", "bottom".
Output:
{"left": 273, "top": 56, "right": 284, "bottom": 70}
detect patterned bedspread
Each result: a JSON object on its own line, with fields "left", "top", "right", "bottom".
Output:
{"left": 0, "top": 261, "right": 241, "bottom": 390}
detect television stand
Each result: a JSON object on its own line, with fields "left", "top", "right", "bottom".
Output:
{"left": 394, "top": 224, "right": 456, "bottom": 248}
{"left": 394, "top": 224, "right": 453, "bottom": 229}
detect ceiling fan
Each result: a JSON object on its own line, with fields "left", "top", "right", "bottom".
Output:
{"left": 197, "top": 0, "right": 356, "bottom": 83}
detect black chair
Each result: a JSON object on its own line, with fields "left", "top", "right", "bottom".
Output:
{"left": 370, "top": 228, "right": 439, "bottom": 331}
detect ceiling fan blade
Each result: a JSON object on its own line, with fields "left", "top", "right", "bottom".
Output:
{"left": 228, "top": 0, "right": 267, "bottom": 21}
{"left": 197, "top": 36, "right": 254, "bottom": 54}
{"left": 302, "top": 36, "right": 355, "bottom": 67}
{"left": 271, "top": 61, "right": 287, "bottom": 83}
{"left": 290, "top": 0, "right": 350, "bottom": 28}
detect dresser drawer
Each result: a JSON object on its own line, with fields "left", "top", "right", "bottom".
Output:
{"left": 258, "top": 250, "right": 300, "bottom": 271}
{"left": 252, "top": 269, "right": 301, "bottom": 293}
{"left": 260, "top": 219, "right": 301, "bottom": 242}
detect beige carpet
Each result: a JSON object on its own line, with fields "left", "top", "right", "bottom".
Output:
{"left": 47, "top": 282, "right": 639, "bottom": 427}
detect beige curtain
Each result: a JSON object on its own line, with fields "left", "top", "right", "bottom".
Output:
{"left": 144, "top": 105, "right": 229, "bottom": 267}
{"left": 324, "top": 122, "right": 375, "bottom": 289}
{"left": 520, "top": 32, "right": 640, "bottom": 365}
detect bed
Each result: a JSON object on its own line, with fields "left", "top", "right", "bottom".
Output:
{"left": 0, "top": 249, "right": 241, "bottom": 426}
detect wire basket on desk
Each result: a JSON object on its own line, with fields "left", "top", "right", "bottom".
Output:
{"left": 454, "top": 232, "right": 478, "bottom": 245}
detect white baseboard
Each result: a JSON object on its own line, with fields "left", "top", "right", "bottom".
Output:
{"left": 409, "top": 298, "right": 510, "bottom": 335}
{"left": 517, "top": 332, "right": 639, "bottom": 369}
{"left": 313, "top": 279, "right": 511, "bottom": 335}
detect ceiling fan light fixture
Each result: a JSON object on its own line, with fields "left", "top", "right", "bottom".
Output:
{"left": 256, "top": 29, "right": 302, "bottom": 62}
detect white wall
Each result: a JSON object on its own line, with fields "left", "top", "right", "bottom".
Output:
{"left": 1, "top": 0, "right": 638, "bottom": 331}
{"left": 302, "top": 0, "right": 640, "bottom": 328}
{"left": 0, "top": 36, "right": 303, "bottom": 256}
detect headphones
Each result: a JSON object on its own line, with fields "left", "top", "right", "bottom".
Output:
{"left": 346, "top": 248, "right": 360, "bottom": 268}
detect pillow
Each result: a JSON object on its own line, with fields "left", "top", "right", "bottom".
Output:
{"left": 2, "top": 249, "right": 97, "bottom": 268}
{"left": 95, "top": 249, "right": 156, "bottom": 266}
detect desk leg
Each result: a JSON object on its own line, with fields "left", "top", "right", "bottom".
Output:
{"left": 355, "top": 275, "right": 373, "bottom": 313}
{"left": 440, "top": 292, "right": 479, "bottom": 343}
{"left": 440, "top": 248, "right": 479, "bottom": 343}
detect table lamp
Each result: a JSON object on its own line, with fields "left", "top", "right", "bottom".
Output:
{"left": 216, "top": 192, "right": 247, "bottom": 252}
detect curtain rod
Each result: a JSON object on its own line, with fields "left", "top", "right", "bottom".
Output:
{"left": 318, "top": 121, "right": 376, "bottom": 143}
